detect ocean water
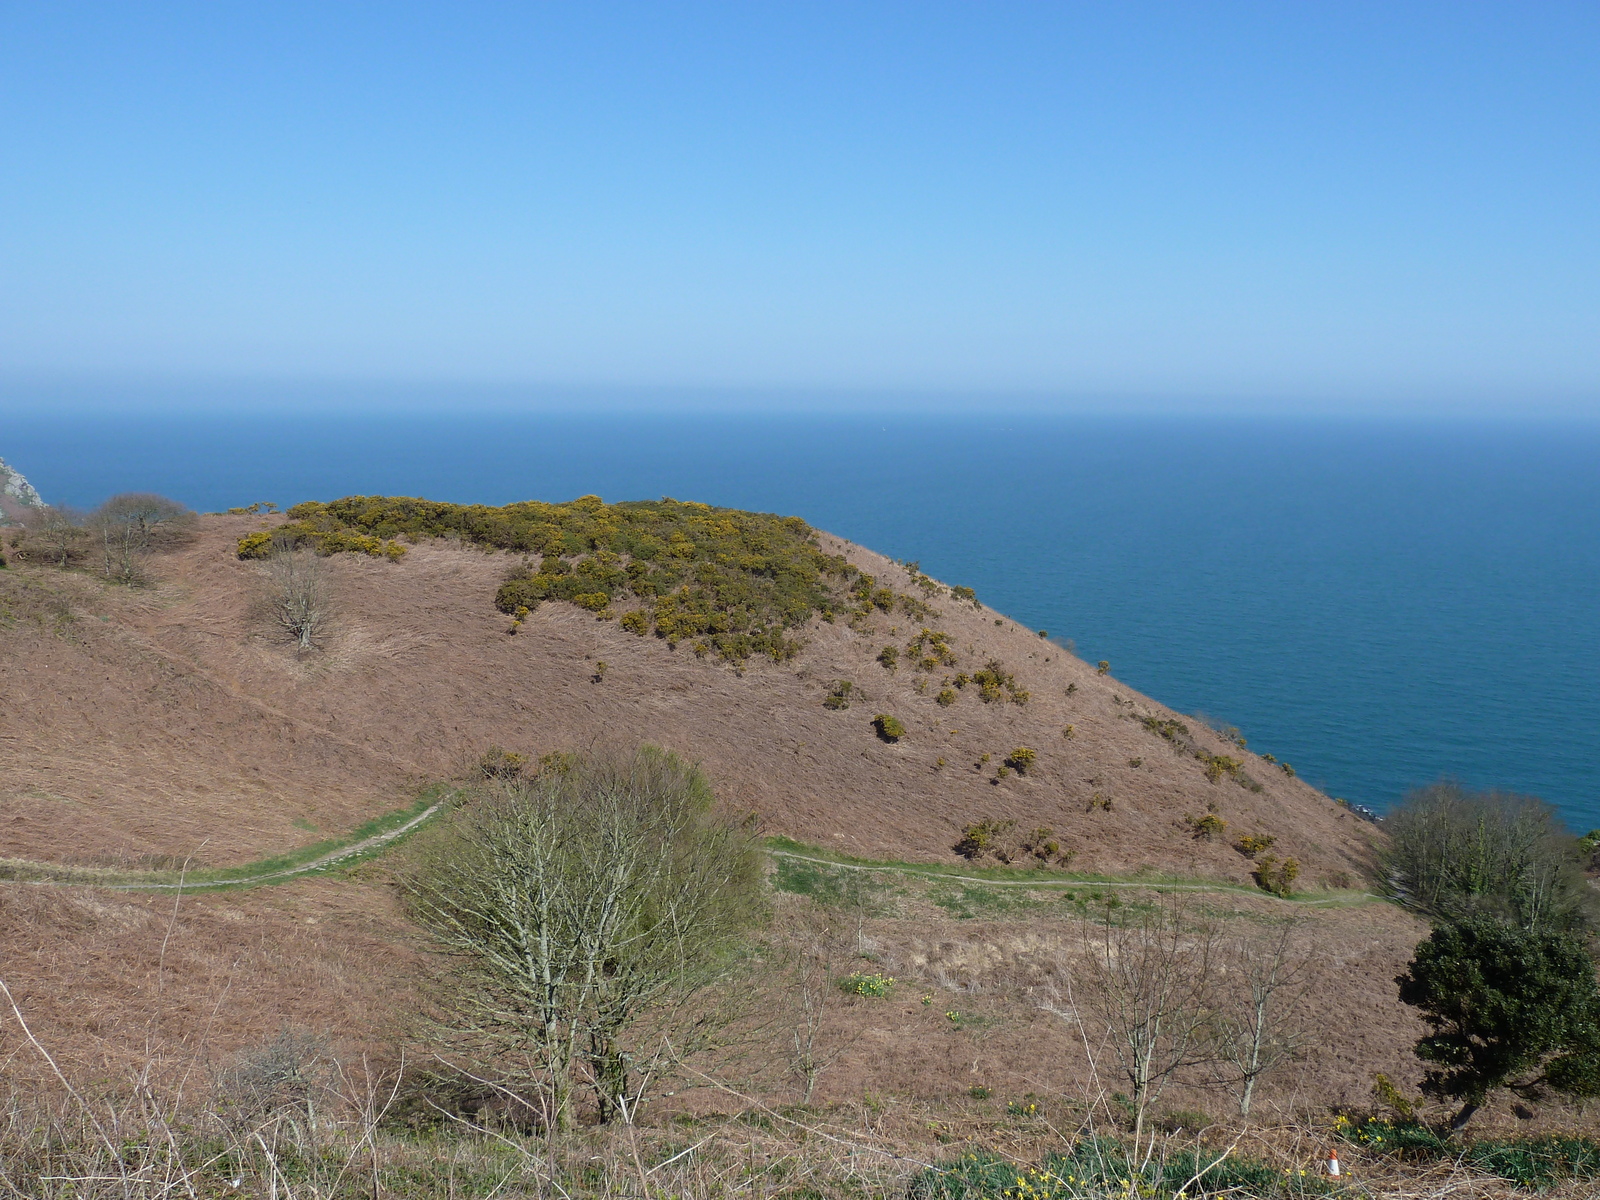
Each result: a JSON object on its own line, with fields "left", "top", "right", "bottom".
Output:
{"left": 7, "top": 411, "right": 1598, "bottom": 830}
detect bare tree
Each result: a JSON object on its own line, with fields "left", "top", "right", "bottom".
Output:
{"left": 88, "top": 493, "right": 196, "bottom": 584}
{"left": 405, "top": 747, "right": 764, "bottom": 1130}
{"left": 1057, "top": 897, "right": 1218, "bottom": 1149}
{"left": 266, "top": 550, "right": 329, "bottom": 650}
{"left": 17, "top": 505, "right": 86, "bottom": 567}
{"left": 1204, "top": 919, "right": 1313, "bottom": 1116}
{"left": 784, "top": 906, "right": 857, "bottom": 1103}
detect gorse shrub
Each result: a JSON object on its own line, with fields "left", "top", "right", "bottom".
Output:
{"left": 970, "top": 658, "right": 1027, "bottom": 705}
{"left": 954, "top": 818, "right": 1015, "bottom": 861}
{"left": 1234, "top": 833, "right": 1276, "bottom": 857}
{"left": 877, "top": 645, "right": 900, "bottom": 671}
{"left": 253, "top": 495, "right": 859, "bottom": 664}
{"left": 906, "top": 627, "right": 957, "bottom": 671}
{"left": 1141, "top": 716, "right": 1189, "bottom": 746}
{"left": 936, "top": 687, "right": 957, "bottom": 707}
{"left": 618, "top": 610, "right": 648, "bottom": 635}
{"left": 1199, "top": 752, "right": 1245, "bottom": 784}
{"left": 1096, "top": 660, "right": 1110, "bottom": 675}
{"left": 1185, "top": 813, "right": 1226, "bottom": 841}
{"left": 478, "top": 747, "right": 527, "bottom": 780}
{"left": 1005, "top": 747, "right": 1036, "bottom": 775}
{"left": 1253, "top": 856, "right": 1300, "bottom": 897}
{"left": 872, "top": 713, "right": 906, "bottom": 742}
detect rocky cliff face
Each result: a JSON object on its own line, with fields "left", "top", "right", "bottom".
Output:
{"left": 0, "top": 457, "right": 44, "bottom": 524}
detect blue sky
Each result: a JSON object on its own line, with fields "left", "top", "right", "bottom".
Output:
{"left": 2, "top": 2, "right": 1598, "bottom": 415}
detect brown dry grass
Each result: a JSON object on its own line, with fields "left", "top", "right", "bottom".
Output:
{"left": 2, "top": 515, "right": 1591, "bottom": 1166}
{"left": 0, "top": 516, "right": 1379, "bottom": 884}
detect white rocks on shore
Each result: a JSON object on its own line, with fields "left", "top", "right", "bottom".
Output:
{"left": 0, "top": 457, "right": 44, "bottom": 523}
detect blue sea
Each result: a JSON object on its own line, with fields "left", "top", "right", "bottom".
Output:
{"left": 7, "top": 411, "right": 1598, "bottom": 831}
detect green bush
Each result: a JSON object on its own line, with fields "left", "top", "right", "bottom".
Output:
{"left": 1253, "top": 855, "right": 1299, "bottom": 897}
{"left": 936, "top": 687, "right": 957, "bottom": 707}
{"left": 877, "top": 645, "right": 900, "bottom": 671}
{"left": 1185, "top": 813, "right": 1226, "bottom": 841}
{"left": 872, "top": 713, "right": 906, "bottom": 742}
{"left": 950, "top": 585, "right": 977, "bottom": 606}
{"left": 1397, "top": 917, "right": 1600, "bottom": 1128}
{"left": 619, "top": 610, "right": 649, "bottom": 635}
{"left": 1005, "top": 747, "right": 1036, "bottom": 775}
{"left": 1096, "top": 660, "right": 1110, "bottom": 675}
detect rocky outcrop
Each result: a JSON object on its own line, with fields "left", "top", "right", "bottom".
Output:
{"left": 0, "top": 457, "right": 43, "bottom": 524}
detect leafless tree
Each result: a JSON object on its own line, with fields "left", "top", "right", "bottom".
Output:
{"left": 1053, "top": 896, "right": 1218, "bottom": 1149}
{"left": 784, "top": 906, "right": 857, "bottom": 1103}
{"left": 88, "top": 493, "right": 196, "bottom": 584}
{"left": 266, "top": 550, "right": 329, "bottom": 650}
{"left": 17, "top": 504, "right": 86, "bottom": 567}
{"left": 1203, "top": 919, "right": 1313, "bottom": 1116}
{"left": 405, "top": 747, "right": 764, "bottom": 1130}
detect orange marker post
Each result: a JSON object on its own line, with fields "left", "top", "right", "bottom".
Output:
{"left": 1325, "top": 1147, "right": 1341, "bottom": 1177}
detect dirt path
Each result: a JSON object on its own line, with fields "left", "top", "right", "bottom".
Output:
{"left": 6, "top": 804, "right": 441, "bottom": 891}
{"left": 7, "top": 817, "right": 1375, "bottom": 904}
{"left": 768, "top": 848, "right": 1380, "bottom": 906}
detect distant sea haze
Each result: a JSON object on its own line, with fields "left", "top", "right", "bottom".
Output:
{"left": 10, "top": 410, "right": 1599, "bottom": 831}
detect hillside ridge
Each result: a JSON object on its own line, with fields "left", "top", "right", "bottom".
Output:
{"left": 0, "top": 502, "right": 1379, "bottom": 888}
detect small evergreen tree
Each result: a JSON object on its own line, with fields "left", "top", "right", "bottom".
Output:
{"left": 1395, "top": 917, "right": 1600, "bottom": 1130}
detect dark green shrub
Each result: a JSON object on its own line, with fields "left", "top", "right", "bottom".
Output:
{"left": 935, "top": 687, "right": 957, "bottom": 707}
{"left": 950, "top": 585, "right": 977, "bottom": 606}
{"left": 877, "top": 645, "right": 899, "bottom": 671}
{"left": 871, "top": 713, "right": 905, "bottom": 742}
{"left": 1185, "top": 813, "right": 1226, "bottom": 841}
{"left": 1397, "top": 917, "right": 1600, "bottom": 1128}
{"left": 1096, "top": 660, "right": 1110, "bottom": 675}
{"left": 619, "top": 610, "right": 649, "bottom": 635}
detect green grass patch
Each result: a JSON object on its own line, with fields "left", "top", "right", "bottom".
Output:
{"left": 1338, "top": 1120, "right": 1600, "bottom": 1190}
{"left": 910, "top": 1139, "right": 1339, "bottom": 1199}
{"left": 764, "top": 837, "right": 1373, "bottom": 907}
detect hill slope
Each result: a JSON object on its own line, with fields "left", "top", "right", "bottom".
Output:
{"left": 0, "top": 504, "right": 1377, "bottom": 886}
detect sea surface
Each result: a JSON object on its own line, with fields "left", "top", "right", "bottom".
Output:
{"left": 7, "top": 411, "right": 1598, "bottom": 830}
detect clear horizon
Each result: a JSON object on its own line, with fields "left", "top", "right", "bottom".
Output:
{"left": 3, "top": 3, "right": 1599, "bottom": 418}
